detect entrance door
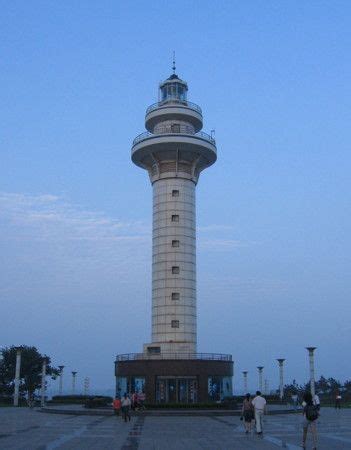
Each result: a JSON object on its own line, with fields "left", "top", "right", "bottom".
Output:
{"left": 168, "top": 379, "right": 177, "bottom": 402}
{"left": 156, "top": 379, "right": 167, "bottom": 403}
{"left": 178, "top": 379, "right": 188, "bottom": 403}
{"left": 156, "top": 377, "right": 198, "bottom": 403}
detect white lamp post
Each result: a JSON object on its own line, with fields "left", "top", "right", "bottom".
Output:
{"left": 257, "top": 366, "right": 264, "bottom": 392}
{"left": 242, "top": 371, "right": 248, "bottom": 394}
{"left": 306, "top": 347, "right": 317, "bottom": 397}
{"left": 71, "top": 371, "right": 77, "bottom": 395}
{"left": 277, "top": 359, "right": 285, "bottom": 401}
{"left": 40, "top": 358, "right": 47, "bottom": 408}
{"left": 58, "top": 365, "right": 65, "bottom": 395}
{"left": 13, "top": 347, "right": 22, "bottom": 407}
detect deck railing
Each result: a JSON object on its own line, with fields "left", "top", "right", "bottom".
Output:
{"left": 116, "top": 353, "right": 232, "bottom": 362}
{"left": 132, "top": 128, "right": 215, "bottom": 146}
{"left": 146, "top": 99, "right": 202, "bottom": 115}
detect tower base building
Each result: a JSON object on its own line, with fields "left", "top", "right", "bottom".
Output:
{"left": 115, "top": 356, "right": 233, "bottom": 404}
{"left": 115, "top": 69, "right": 233, "bottom": 403}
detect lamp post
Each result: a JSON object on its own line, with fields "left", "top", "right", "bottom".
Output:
{"left": 242, "top": 371, "right": 248, "bottom": 394}
{"left": 277, "top": 359, "right": 285, "bottom": 401}
{"left": 257, "top": 366, "right": 264, "bottom": 392}
{"left": 58, "top": 365, "right": 65, "bottom": 395}
{"left": 306, "top": 347, "right": 317, "bottom": 397}
{"left": 13, "top": 347, "right": 22, "bottom": 406}
{"left": 71, "top": 371, "right": 77, "bottom": 395}
{"left": 264, "top": 379, "right": 269, "bottom": 395}
{"left": 40, "top": 357, "right": 48, "bottom": 408}
{"left": 83, "top": 377, "right": 90, "bottom": 396}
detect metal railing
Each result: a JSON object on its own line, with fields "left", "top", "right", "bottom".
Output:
{"left": 146, "top": 99, "right": 202, "bottom": 115}
{"left": 116, "top": 352, "right": 232, "bottom": 362}
{"left": 132, "top": 127, "right": 216, "bottom": 146}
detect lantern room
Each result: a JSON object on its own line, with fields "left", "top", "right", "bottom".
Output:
{"left": 160, "top": 74, "right": 188, "bottom": 103}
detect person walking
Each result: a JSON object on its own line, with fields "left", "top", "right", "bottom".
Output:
{"left": 138, "top": 391, "right": 146, "bottom": 410}
{"left": 252, "top": 391, "right": 267, "bottom": 435}
{"left": 121, "top": 393, "right": 131, "bottom": 422}
{"left": 313, "top": 392, "right": 321, "bottom": 412}
{"left": 291, "top": 393, "right": 298, "bottom": 411}
{"left": 301, "top": 391, "right": 318, "bottom": 450}
{"left": 131, "top": 392, "right": 138, "bottom": 410}
{"left": 335, "top": 391, "right": 342, "bottom": 409}
{"left": 241, "top": 393, "right": 254, "bottom": 434}
{"left": 113, "top": 396, "right": 121, "bottom": 416}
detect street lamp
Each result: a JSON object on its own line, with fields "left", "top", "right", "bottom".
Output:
{"left": 257, "top": 366, "right": 264, "bottom": 392}
{"left": 277, "top": 359, "right": 285, "bottom": 401}
{"left": 40, "top": 357, "right": 48, "bottom": 408}
{"left": 306, "top": 347, "right": 317, "bottom": 397}
{"left": 242, "top": 371, "right": 248, "bottom": 394}
{"left": 13, "top": 347, "right": 22, "bottom": 406}
{"left": 58, "top": 365, "right": 65, "bottom": 395}
{"left": 83, "top": 377, "right": 90, "bottom": 396}
{"left": 71, "top": 371, "right": 77, "bottom": 395}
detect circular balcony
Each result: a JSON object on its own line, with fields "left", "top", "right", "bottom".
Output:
{"left": 133, "top": 128, "right": 215, "bottom": 147}
{"left": 145, "top": 100, "right": 203, "bottom": 133}
{"left": 131, "top": 125, "right": 217, "bottom": 181}
{"left": 146, "top": 100, "right": 202, "bottom": 115}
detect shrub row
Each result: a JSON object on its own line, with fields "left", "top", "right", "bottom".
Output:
{"left": 84, "top": 397, "right": 113, "bottom": 408}
{"left": 0, "top": 396, "right": 27, "bottom": 406}
{"left": 50, "top": 395, "right": 112, "bottom": 406}
{"left": 143, "top": 402, "right": 232, "bottom": 409}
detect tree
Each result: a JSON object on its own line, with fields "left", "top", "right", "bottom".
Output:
{"left": 0, "top": 345, "right": 59, "bottom": 399}
{"left": 283, "top": 379, "right": 303, "bottom": 398}
{"left": 315, "top": 375, "right": 329, "bottom": 394}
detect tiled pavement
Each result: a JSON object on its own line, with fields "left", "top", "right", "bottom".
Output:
{"left": 0, "top": 407, "right": 350, "bottom": 449}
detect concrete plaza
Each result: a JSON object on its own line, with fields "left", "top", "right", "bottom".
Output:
{"left": 0, "top": 407, "right": 350, "bottom": 449}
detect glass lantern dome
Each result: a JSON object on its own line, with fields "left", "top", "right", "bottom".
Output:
{"left": 159, "top": 74, "right": 188, "bottom": 103}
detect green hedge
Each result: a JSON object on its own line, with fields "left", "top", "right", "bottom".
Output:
{"left": 143, "top": 402, "right": 234, "bottom": 409}
{"left": 50, "top": 395, "right": 112, "bottom": 406}
{"left": 85, "top": 396, "right": 113, "bottom": 408}
{"left": 233, "top": 395, "right": 282, "bottom": 405}
{"left": 0, "top": 396, "right": 27, "bottom": 406}
{"left": 51, "top": 395, "right": 89, "bottom": 404}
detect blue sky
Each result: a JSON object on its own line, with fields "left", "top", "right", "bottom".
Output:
{"left": 1, "top": 1, "right": 350, "bottom": 394}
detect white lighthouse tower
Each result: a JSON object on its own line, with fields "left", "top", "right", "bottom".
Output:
{"left": 131, "top": 65, "right": 217, "bottom": 356}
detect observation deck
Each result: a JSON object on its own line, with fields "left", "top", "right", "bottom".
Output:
{"left": 131, "top": 125, "right": 217, "bottom": 178}
{"left": 145, "top": 99, "right": 203, "bottom": 132}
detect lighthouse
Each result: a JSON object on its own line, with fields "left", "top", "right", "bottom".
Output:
{"left": 115, "top": 66, "right": 232, "bottom": 404}
{"left": 131, "top": 66, "right": 216, "bottom": 356}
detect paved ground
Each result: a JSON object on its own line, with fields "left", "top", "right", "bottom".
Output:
{"left": 0, "top": 407, "right": 350, "bottom": 449}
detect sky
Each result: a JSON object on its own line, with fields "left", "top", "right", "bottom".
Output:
{"left": 1, "top": 1, "right": 350, "bottom": 395}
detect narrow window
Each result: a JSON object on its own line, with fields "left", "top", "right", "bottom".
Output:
{"left": 172, "top": 190, "right": 179, "bottom": 197}
{"left": 171, "top": 123, "right": 180, "bottom": 133}
{"left": 147, "top": 346, "right": 160, "bottom": 354}
{"left": 172, "top": 266, "right": 180, "bottom": 274}
{"left": 171, "top": 292, "right": 180, "bottom": 300}
{"left": 172, "top": 240, "right": 180, "bottom": 247}
{"left": 171, "top": 320, "right": 179, "bottom": 328}
{"left": 171, "top": 215, "right": 179, "bottom": 222}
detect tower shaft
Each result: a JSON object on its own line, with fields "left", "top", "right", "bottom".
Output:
{"left": 152, "top": 177, "right": 196, "bottom": 353}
